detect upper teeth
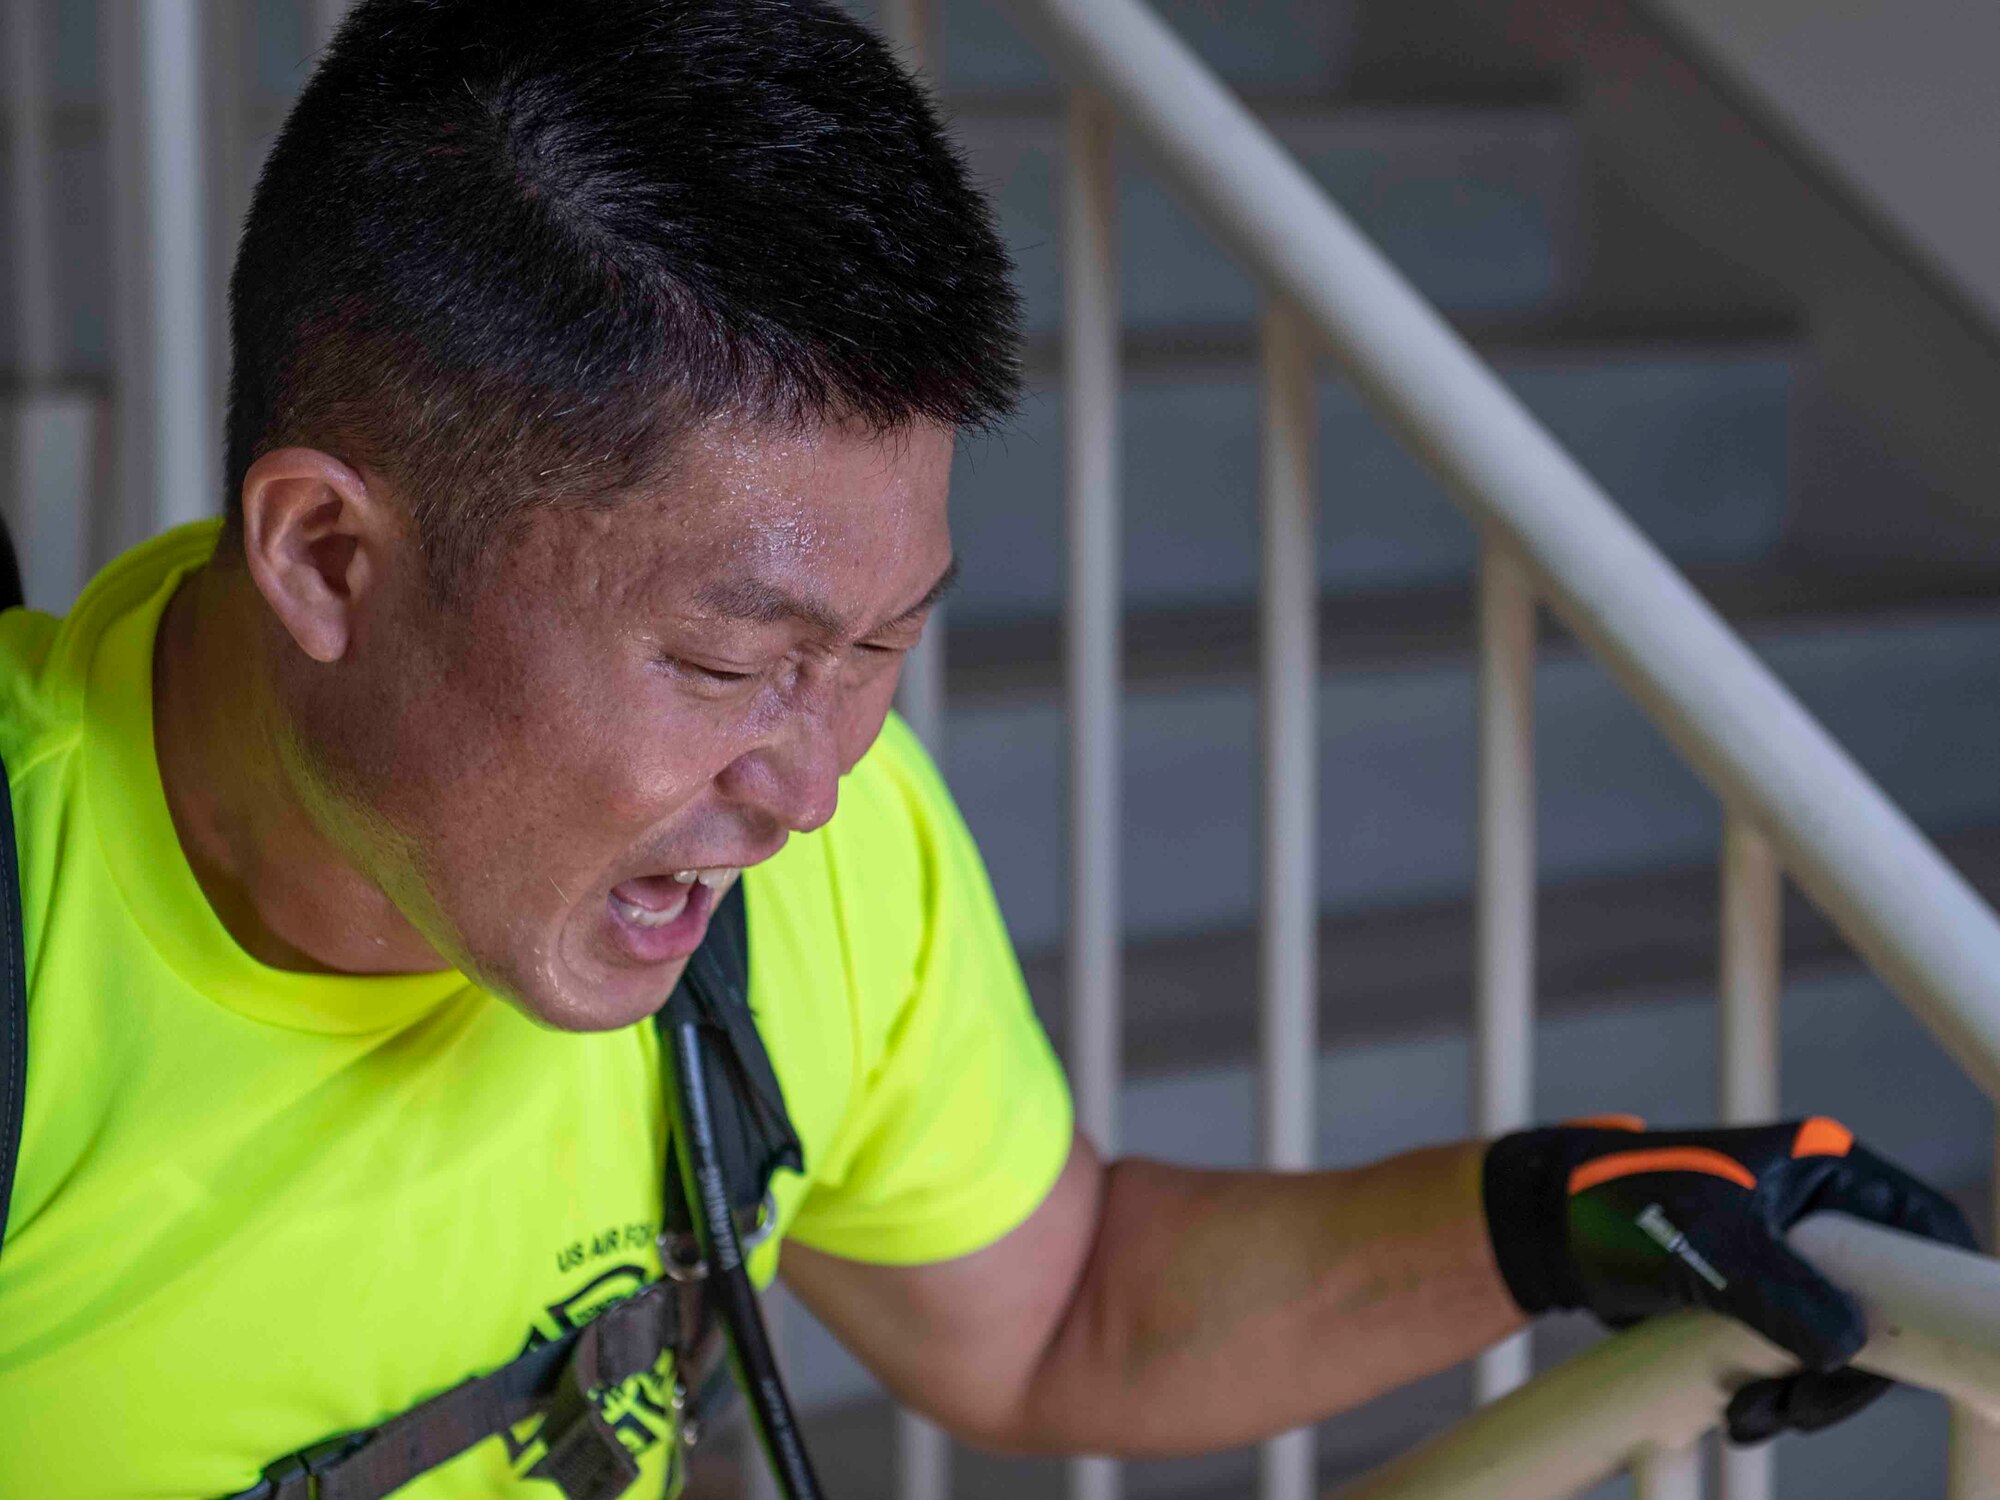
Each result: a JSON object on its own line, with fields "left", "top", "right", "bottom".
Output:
{"left": 672, "top": 868, "right": 739, "bottom": 889}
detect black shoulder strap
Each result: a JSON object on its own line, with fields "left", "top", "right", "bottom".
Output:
{"left": 0, "top": 518, "right": 26, "bottom": 1255}
{"left": 0, "top": 516, "right": 22, "bottom": 612}
{"left": 657, "top": 881, "right": 803, "bottom": 1240}
{"left": 0, "top": 748, "right": 24, "bottom": 1260}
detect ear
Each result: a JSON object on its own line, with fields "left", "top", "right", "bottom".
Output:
{"left": 238, "top": 447, "right": 403, "bottom": 664}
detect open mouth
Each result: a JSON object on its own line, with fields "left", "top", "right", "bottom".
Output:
{"left": 610, "top": 868, "right": 738, "bottom": 927}
{"left": 603, "top": 868, "right": 739, "bottom": 964}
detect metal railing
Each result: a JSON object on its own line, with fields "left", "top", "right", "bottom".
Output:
{"left": 990, "top": 0, "right": 2000, "bottom": 1498}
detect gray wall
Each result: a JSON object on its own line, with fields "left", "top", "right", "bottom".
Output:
{"left": 1648, "top": 0, "right": 2000, "bottom": 327}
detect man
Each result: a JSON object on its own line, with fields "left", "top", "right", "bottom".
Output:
{"left": 0, "top": 1, "right": 1974, "bottom": 1495}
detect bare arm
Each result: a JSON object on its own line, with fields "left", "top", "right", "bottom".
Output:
{"left": 780, "top": 1132, "right": 1523, "bottom": 1457}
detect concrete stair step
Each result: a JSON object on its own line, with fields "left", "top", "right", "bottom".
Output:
{"left": 952, "top": 96, "right": 1583, "bottom": 336}
{"left": 944, "top": 558, "right": 2000, "bottom": 695}
{"left": 1018, "top": 822, "right": 2000, "bottom": 1078}
{"left": 1015, "top": 307, "right": 1803, "bottom": 377}
{"left": 842, "top": 0, "right": 1368, "bottom": 97}
{"left": 845, "top": 0, "right": 1571, "bottom": 106}
{"left": 950, "top": 333, "right": 1802, "bottom": 623}
{"left": 942, "top": 591, "right": 2000, "bottom": 953}
{"left": 1342, "top": 0, "right": 1580, "bottom": 106}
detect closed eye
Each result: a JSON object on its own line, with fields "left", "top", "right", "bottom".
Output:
{"left": 658, "top": 655, "right": 759, "bottom": 684}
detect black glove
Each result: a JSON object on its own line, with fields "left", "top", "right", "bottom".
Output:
{"left": 1483, "top": 1115, "right": 1978, "bottom": 1444}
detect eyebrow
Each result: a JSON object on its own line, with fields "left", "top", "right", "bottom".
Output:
{"left": 694, "top": 556, "right": 961, "bottom": 638}
{"left": 895, "top": 556, "right": 962, "bottom": 624}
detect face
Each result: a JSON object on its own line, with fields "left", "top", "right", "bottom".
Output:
{"left": 281, "top": 418, "right": 956, "bottom": 1030}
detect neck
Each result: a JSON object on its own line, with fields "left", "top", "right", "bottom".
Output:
{"left": 152, "top": 562, "right": 451, "bottom": 977}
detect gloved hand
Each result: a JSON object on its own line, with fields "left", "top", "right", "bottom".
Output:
{"left": 1483, "top": 1115, "right": 1977, "bottom": 1444}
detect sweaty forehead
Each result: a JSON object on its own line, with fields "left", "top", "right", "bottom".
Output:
{"left": 496, "top": 418, "right": 955, "bottom": 629}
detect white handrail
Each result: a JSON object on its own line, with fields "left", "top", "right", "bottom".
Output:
{"left": 1004, "top": 0, "right": 2000, "bottom": 1096}
{"left": 1333, "top": 1217, "right": 2000, "bottom": 1500}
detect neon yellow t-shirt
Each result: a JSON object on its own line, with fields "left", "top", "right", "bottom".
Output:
{"left": 0, "top": 523, "right": 1072, "bottom": 1498}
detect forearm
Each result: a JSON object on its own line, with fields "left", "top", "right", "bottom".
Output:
{"left": 1010, "top": 1141, "right": 1521, "bottom": 1456}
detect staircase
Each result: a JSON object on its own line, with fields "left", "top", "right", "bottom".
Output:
{"left": 8, "top": 2, "right": 2000, "bottom": 1497}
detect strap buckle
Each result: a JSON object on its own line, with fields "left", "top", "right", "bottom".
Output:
{"left": 659, "top": 1229, "right": 707, "bottom": 1284}
{"left": 659, "top": 1189, "right": 778, "bottom": 1283}
{"left": 244, "top": 1430, "right": 372, "bottom": 1500}
{"left": 741, "top": 1190, "right": 780, "bottom": 1254}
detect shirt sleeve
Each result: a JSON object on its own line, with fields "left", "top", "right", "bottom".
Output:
{"left": 783, "top": 723, "right": 1074, "bottom": 1267}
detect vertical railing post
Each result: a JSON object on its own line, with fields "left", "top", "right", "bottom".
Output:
{"left": 310, "top": 0, "right": 354, "bottom": 53}
{"left": 1635, "top": 1439, "right": 1707, "bottom": 1500}
{"left": 103, "top": 0, "right": 145, "bottom": 554}
{"left": 1717, "top": 814, "right": 1781, "bottom": 1500}
{"left": 878, "top": 4, "right": 955, "bottom": 1493}
{"left": 1718, "top": 817, "right": 1782, "bottom": 1124}
{"left": 887, "top": 0, "right": 947, "bottom": 764}
{"left": 1257, "top": 300, "right": 1320, "bottom": 1500}
{"left": 1949, "top": 1155, "right": 2000, "bottom": 1498}
{"left": 106, "top": 0, "right": 219, "bottom": 545}
{"left": 892, "top": 0, "right": 952, "bottom": 1488}
{"left": 893, "top": 1398, "right": 950, "bottom": 1500}
{"left": 140, "top": 0, "right": 217, "bottom": 533}
{"left": 207, "top": 0, "right": 248, "bottom": 414}
{"left": 1065, "top": 86, "right": 1122, "bottom": 1500}
{"left": 5, "top": 0, "right": 57, "bottom": 383}
{"left": 884, "top": 0, "right": 950, "bottom": 1491}
{"left": 1473, "top": 538, "right": 1537, "bottom": 1403}
{"left": 3, "top": 0, "right": 93, "bottom": 610}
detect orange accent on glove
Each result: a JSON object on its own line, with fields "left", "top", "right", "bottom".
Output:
{"left": 1569, "top": 1146, "right": 1758, "bottom": 1195}
{"left": 1792, "top": 1117, "right": 1854, "bottom": 1159}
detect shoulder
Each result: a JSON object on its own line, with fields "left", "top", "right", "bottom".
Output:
{"left": 0, "top": 523, "right": 220, "bottom": 784}
{"left": 752, "top": 712, "right": 968, "bottom": 936}
{"left": 0, "top": 606, "right": 77, "bottom": 782}
{"left": 744, "top": 715, "right": 993, "bottom": 1179}
{"left": 2, "top": 525, "right": 222, "bottom": 976}
{"left": 821, "top": 712, "right": 964, "bottom": 888}
{"left": 756, "top": 718, "right": 1071, "bottom": 1267}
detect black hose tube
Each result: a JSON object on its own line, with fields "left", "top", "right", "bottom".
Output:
{"left": 662, "top": 1014, "right": 827, "bottom": 1500}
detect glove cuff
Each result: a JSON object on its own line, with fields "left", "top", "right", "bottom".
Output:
{"left": 1482, "top": 1129, "right": 1586, "bottom": 1315}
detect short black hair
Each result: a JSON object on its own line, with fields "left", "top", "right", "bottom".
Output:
{"left": 226, "top": 0, "right": 1021, "bottom": 586}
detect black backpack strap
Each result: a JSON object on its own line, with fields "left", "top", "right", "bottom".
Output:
{"left": 222, "top": 1280, "right": 684, "bottom": 1500}
{"left": 1, "top": 515, "right": 27, "bottom": 1255}
{"left": 0, "top": 516, "right": 21, "bottom": 612}
{"left": 657, "top": 880, "right": 802, "bottom": 1248}
{"left": 0, "top": 748, "right": 26, "bottom": 1259}
{"left": 656, "top": 881, "right": 824, "bottom": 1499}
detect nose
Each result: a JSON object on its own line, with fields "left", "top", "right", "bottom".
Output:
{"left": 714, "top": 698, "right": 843, "bottom": 835}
